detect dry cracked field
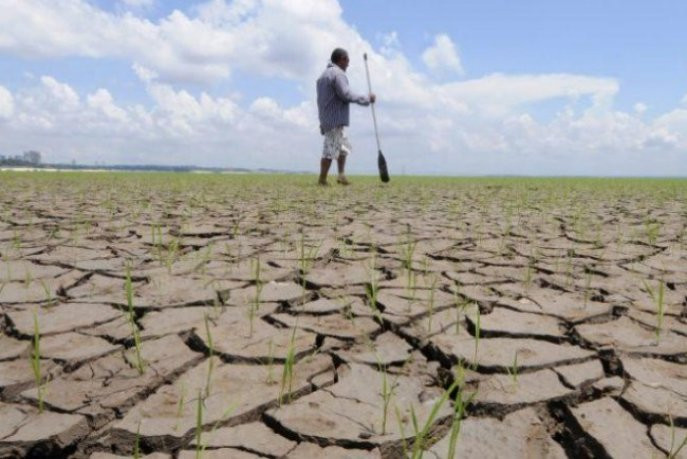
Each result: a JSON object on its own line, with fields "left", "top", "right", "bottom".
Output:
{"left": 0, "top": 172, "right": 686, "bottom": 459}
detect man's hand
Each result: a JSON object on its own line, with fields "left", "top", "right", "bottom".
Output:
{"left": 369, "top": 93, "right": 376, "bottom": 104}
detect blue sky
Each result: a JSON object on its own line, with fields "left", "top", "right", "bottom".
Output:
{"left": 0, "top": 0, "right": 685, "bottom": 175}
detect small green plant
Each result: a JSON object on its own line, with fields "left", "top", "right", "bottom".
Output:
{"left": 446, "top": 363, "right": 476, "bottom": 459}
{"left": 265, "top": 338, "right": 275, "bottom": 384}
{"left": 31, "top": 309, "right": 44, "bottom": 413}
{"left": 365, "top": 249, "right": 383, "bottom": 322}
{"left": 125, "top": 265, "right": 145, "bottom": 374}
{"left": 174, "top": 383, "right": 187, "bottom": 431}
{"left": 203, "top": 314, "right": 215, "bottom": 397}
{"left": 645, "top": 218, "right": 661, "bottom": 245}
{"left": 408, "top": 378, "right": 461, "bottom": 458}
{"left": 194, "top": 389, "right": 204, "bottom": 459}
{"left": 506, "top": 351, "right": 519, "bottom": 386}
{"left": 643, "top": 279, "right": 666, "bottom": 341}
{"left": 279, "top": 326, "right": 298, "bottom": 405}
{"left": 248, "top": 257, "right": 262, "bottom": 336}
{"left": 376, "top": 354, "right": 398, "bottom": 436}
{"left": 473, "top": 308, "right": 481, "bottom": 368}
{"left": 426, "top": 275, "right": 438, "bottom": 334}
{"left": 583, "top": 268, "right": 593, "bottom": 307}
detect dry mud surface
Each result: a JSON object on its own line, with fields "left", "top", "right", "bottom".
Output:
{"left": 0, "top": 173, "right": 686, "bottom": 458}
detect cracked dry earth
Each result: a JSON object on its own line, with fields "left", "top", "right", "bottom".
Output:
{"left": 0, "top": 173, "right": 686, "bottom": 459}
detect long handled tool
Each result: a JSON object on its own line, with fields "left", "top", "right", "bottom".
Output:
{"left": 363, "top": 53, "right": 390, "bottom": 183}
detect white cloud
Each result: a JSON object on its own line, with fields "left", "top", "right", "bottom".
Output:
{"left": 87, "top": 89, "right": 129, "bottom": 123}
{"left": 0, "top": 85, "right": 14, "bottom": 119}
{"left": 634, "top": 102, "right": 647, "bottom": 115}
{"left": 120, "top": 0, "right": 155, "bottom": 8}
{"left": 422, "top": 34, "right": 464, "bottom": 76}
{"left": 0, "top": 0, "right": 684, "bottom": 175}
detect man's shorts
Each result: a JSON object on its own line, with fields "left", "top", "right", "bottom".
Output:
{"left": 322, "top": 126, "right": 352, "bottom": 160}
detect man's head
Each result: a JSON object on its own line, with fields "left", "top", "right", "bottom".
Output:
{"left": 331, "top": 48, "right": 349, "bottom": 71}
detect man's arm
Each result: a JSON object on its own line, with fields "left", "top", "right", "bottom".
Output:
{"left": 334, "top": 72, "right": 370, "bottom": 106}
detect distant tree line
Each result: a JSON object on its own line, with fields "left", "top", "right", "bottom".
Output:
{"left": 0, "top": 150, "right": 42, "bottom": 166}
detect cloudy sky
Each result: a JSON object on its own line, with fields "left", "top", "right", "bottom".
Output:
{"left": 0, "top": 0, "right": 686, "bottom": 175}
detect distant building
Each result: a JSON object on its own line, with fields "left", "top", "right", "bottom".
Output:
{"left": 22, "top": 150, "right": 41, "bottom": 165}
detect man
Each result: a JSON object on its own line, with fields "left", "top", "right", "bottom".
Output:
{"left": 316, "top": 48, "right": 376, "bottom": 185}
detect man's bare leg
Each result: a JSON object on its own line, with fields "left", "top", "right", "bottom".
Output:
{"left": 336, "top": 155, "right": 350, "bottom": 185}
{"left": 319, "top": 158, "right": 332, "bottom": 185}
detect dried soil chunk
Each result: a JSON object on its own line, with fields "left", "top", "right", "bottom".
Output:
{"left": 299, "top": 297, "right": 352, "bottom": 314}
{"left": 305, "top": 263, "right": 379, "bottom": 288}
{"left": 65, "top": 274, "right": 126, "bottom": 299}
{"left": 650, "top": 424, "right": 687, "bottom": 458}
{"left": 286, "top": 442, "right": 381, "bottom": 458}
{"left": 0, "top": 403, "right": 30, "bottom": 439}
{"left": 0, "top": 359, "right": 58, "bottom": 398}
{"left": 40, "top": 332, "right": 120, "bottom": 363}
{"left": 465, "top": 307, "right": 565, "bottom": 339}
{"left": 553, "top": 359, "right": 605, "bottom": 387}
{"left": 111, "top": 354, "right": 334, "bottom": 448}
{"left": 469, "top": 369, "right": 575, "bottom": 409}
{"left": 0, "top": 411, "right": 89, "bottom": 456}
{"left": 132, "top": 274, "right": 241, "bottom": 308}
{"left": 502, "top": 288, "right": 610, "bottom": 321}
{"left": 0, "top": 271, "right": 82, "bottom": 303}
{"left": 575, "top": 316, "right": 685, "bottom": 356}
{"left": 22, "top": 335, "right": 201, "bottom": 424}
{"left": 228, "top": 281, "right": 305, "bottom": 304}
{"left": 196, "top": 307, "right": 313, "bottom": 362}
{"left": 1, "top": 260, "right": 66, "bottom": 282}
{"left": 178, "top": 450, "right": 259, "bottom": 459}
{"left": 265, "top": 363, "right": 450, "bottom": 447}
{"left": 0, "top": 335, "right": 29, "bottom": 360}
{"left": 427, "top": 408, "right": 566, "bottom": 459}
{"left": 139, "top": 306, "right": 217, "bottom": 338}
{"left": 432, "top": 335, "right": 593, "bottom": 370}
{"left": 189, "top": 422, "right": 296, "bottom": 456}
{"left": 7, "top": 303, "right": 121, "bottom": 336}
{"left": 271, "top": 312, "right": 379, "bottom": 341}
{"left": 90, "top": 453, "right": 170, "bottom": 459}
{"left": 570, "top": 397, "right": 659, "bottom": 458}
{"left": 620, "top": 381, "right": 687, "bottom": 424}
{"left": 337, "top": 331, "right": 413, "bottom": 366}
{"left": 621, "top": 356, "right": 687, "bottom": 397}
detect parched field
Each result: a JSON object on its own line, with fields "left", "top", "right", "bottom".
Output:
{"left": 0, "top": 172, "right": 685, "bottom": 459}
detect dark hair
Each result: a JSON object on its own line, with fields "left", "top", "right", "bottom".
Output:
{"left": 330, "top": 48, "right": 348, "bottom": 64}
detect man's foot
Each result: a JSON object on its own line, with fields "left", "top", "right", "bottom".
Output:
{"left": 318, "top": 180, "right": 330, "bottom": 186}
{"left": 336, "top": 176, "right": 350, "bottom": 185}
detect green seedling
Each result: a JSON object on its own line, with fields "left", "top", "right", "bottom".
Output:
{"left": 31, "top": 309, "right": 44, "bottom": 413}
{"left": 643, "top": 279, "right": 666, "bottom": 341}
{"left": 174, "top": 383, "right": 187, "bottom": 431}
{"left": 376, "top": 354, "right": 398, "bottom": 436}
{"left": 265, "top": 338, "right": 275, "bottom": 384}
{"left": 473, "top": 308, "right": 481, "bottom": 368}
{"left": 125, "top": 265, "right": 145, "bottom": 375}
{"left": 426, "top": 275, "right": 438, "bottom": 334}
{"left": 506, "top": 351, "right": 519, "bottom": 385}
{"left": 194, "top": 390, "right": 204, "bottom": 459}
{"left": 645, "top": 218, "right": 661, "bottom": 245}
{"left": 394, "top": 405, "right": 409, "bottom": 457}
{"left": 248, "top": 257, "right": 262, "bottom": 336}
{"left": 279, "top": 326, "right": 298, "bottom": 405}
{"left": 365, "top": 249, "right": 383, "bottom": 322}
{"left": 409, "top": 378, "right": 461, "bottom": 458}
{"left": 669, "top": 414, "right": 687, "bottom": 458}
{"left": 203, "top": 314, "right": 215, "bottom": 397}
{"left": 447, "top": 363, "right": 476, "bottom": 459}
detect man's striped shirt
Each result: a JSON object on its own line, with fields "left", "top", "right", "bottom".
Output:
{"left": 316, "top": 62, "right": 371, "bottom": 134}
